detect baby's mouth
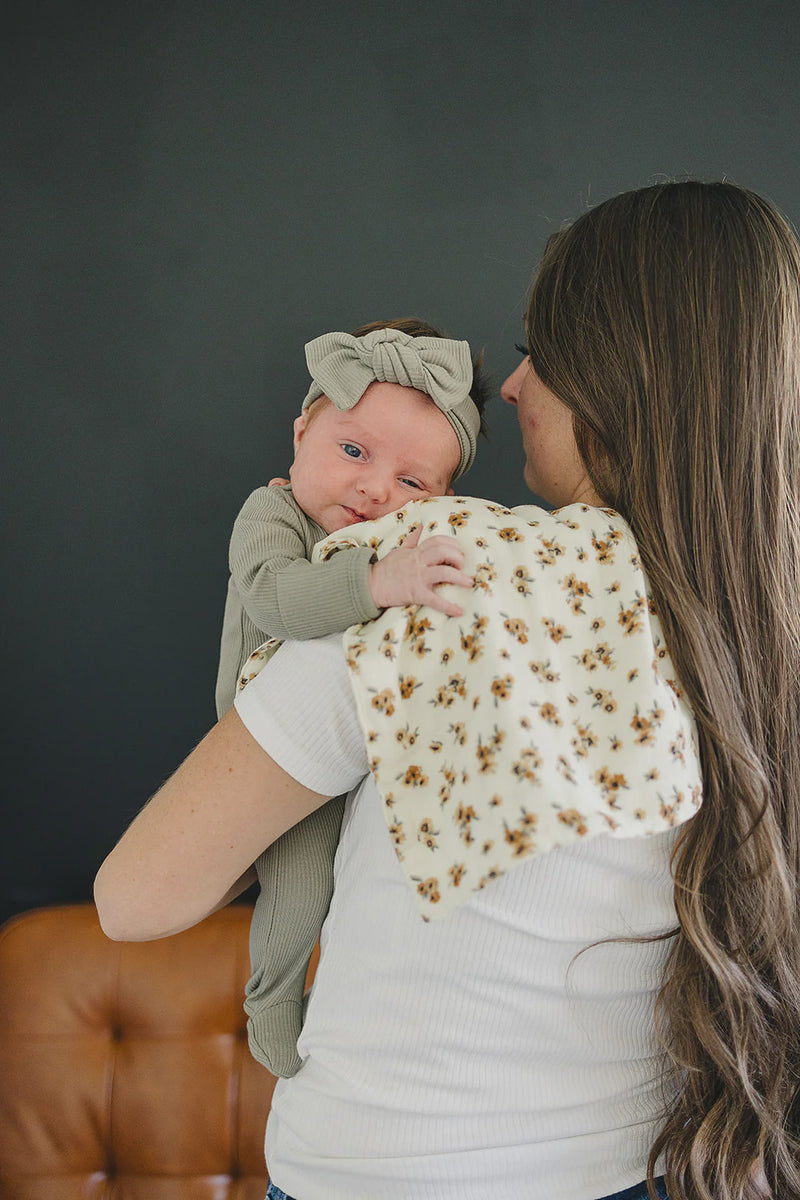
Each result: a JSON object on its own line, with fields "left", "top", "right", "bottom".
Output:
{"left": 342, "top": 506, "right": 367, "bottom": 523}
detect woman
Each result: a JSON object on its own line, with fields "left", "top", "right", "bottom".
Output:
{"left": 95, "top": 181, "right": 800, "bottom": 1200}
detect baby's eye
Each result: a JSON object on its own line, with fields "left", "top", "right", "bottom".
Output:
{"left": 400, "top": 477, "right": 423, "bottom": 490}
{"left": 515, "top": 341, "right": 529, "bottom": 357}
{"left": 341, "top": 443, "right": 363, "bottom": 459}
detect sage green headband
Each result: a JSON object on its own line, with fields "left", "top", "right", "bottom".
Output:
{"left": 302, "top": 327, "right": 480, "bottom": 478}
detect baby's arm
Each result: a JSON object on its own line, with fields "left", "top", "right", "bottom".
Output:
{"left": 368, "top": 525, "right": 473, "bottom": 618}
{"left": 231, "top": 487, "right": 381, "bottom": 641}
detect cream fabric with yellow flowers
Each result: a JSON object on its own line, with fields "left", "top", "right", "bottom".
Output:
{"left": 240, "top": 495, "right": 703, "bottom": 921}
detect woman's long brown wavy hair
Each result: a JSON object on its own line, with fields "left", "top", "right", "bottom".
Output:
{"left": 525, "top": 182, "right": 800, "bottom": 1200}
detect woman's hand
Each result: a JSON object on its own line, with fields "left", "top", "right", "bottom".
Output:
{"left": 368, "top": 525, "right": 473, "bottom": 617}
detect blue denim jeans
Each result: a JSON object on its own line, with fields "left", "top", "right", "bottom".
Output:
{"left": 266, "top": 1178, "right": 668, "bottom": 1200}
{"left": 265, "top": 1184, "right": 294, "bottom": 1200}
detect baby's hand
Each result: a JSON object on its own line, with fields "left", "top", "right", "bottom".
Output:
{"left": 368, "top": 525, "right": 473, "bottom": 617}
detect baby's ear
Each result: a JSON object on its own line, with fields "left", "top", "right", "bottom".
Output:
{"left": 292, "top": 412, "right": 308, "bottom": 452}
{"left": 446, "top": 486, "right": 455, "bottom": 496}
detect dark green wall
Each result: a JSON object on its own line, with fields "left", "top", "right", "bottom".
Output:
{"left": 3, "top": 0, "right": 799, "bottom": 921}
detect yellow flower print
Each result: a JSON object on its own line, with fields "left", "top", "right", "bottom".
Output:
{"left": 370, "top": 687, "right": 396, "bottom": 716}
{"left": 474, "top": 562, "right": 497, "bottom": 591}
{"left": 379, "top": 629, "right": 398, "bottom": 659}
{"left": 497, "top": 526, "right": 524, "bottom": 542}
{"left": 449, "top": 721, "right": 468, "bottom": 746}
{"left": 571, "top": 723, "right": 598, "bottom": 757}
{"left": 395, "top": 723, "right": 419, "bottom": 748}
{"left": 460, "top": 632, "right": 484, "bottom": 663}
{"left": 415, "top": 877, "right": 441, "bottom": 903}
{"left": 592, "top": 531, "right": 621, "bottom": 564}
{"left": 529, "top": 659, "right": 560, "bottom": 683}
{"left": 429, "top": 740, "right": 443, "bottom": 753}
{"left": 502, "top": 616, "right": 529, "bottom": 643}
{"left": 405, "top": 615, "right": 432, "bottom": 645}
{"left": 659, "top": 792, "right": 681, "bottom": 826}
{"left": 490, "top": 674, "right": 514, "bottom": 703}
{"left": 389, "top": 821, "right": 405, "bottom": 848}
{"left": 448, "top": 863, "right": 466, "bottom": 887}
{"left": 511, "top": 565, "right": 534, "bottom": 596}
{"left": 417, "top": 818, "right": 439, "bottom": 849}
{"left": 557, "top": 808, "right": 588, "bottom": 836}
{"left": 475, "top": 737, "right": 498, "bottom": 774}
{"left": 594, "top": 767, "right": 629, "bottom": 807}
{"left": 401, "top": 764, "right": 429, "bottom": 787}
{"left": 511, "top": 746, "right": 541, "bottom": 781}
{"left": 440, "top": 647, "right": 454, "bottom": 664}
{"left": 455, "top": 803, "right": 478, "bottom": 844}
{"left": 448, "top": 672, "right": 468, "bottom": 696}
{"left": 534, "top": 536, "right": 565, "bottom": 566}
{"left": 669, "top": 729, "right": 687, "bottom": 764}
{"left": 536, "top": 700, "right": 562, "bottom": 726}
{"left": 399, "top": 674, "right": 420, "bottom": 699}
{"left": 489, "top": 794, "right": 503, "bottom": 807}
{"left": 542, "top": 616, "right": 569, "bottom": 643}
{"left": 557, "top": 755, "right": 577, "bottom": 784}
{"left": 448, "top": 510, "right": 471, "bottom": 527}
{"left": 630, "top": 704, "right": 663, "bottom": 746}
{"left": 504, "top": 825, "right": 534, "bottom": 857}
{"left": 589, "top": 687, "right": 617, "bottom": 714}
{"left": 562, "top": 572, "right": 592, "bottom": 614}
{"left": 618, "top": 592, "right": 647, "bottom": 636}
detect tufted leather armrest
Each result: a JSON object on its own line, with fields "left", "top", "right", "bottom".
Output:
{"left": 0, "top": 903, "right": 279, "bottom": 1200}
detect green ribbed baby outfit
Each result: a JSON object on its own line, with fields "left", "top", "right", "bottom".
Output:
{"left": 216, "top": 484, "right": 379, "bottom": 1076}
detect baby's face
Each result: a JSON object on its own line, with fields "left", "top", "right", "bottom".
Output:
{"left": 289, "top": 382, "right": 461, "bottom": 534}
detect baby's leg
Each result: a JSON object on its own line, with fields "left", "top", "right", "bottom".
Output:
{"left": 244, "top": 794, "right": 346, "bottom": 1077}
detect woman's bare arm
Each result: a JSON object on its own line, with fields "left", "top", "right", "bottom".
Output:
{"left": 94, "top": 706, "right": 328, "bottom": 941}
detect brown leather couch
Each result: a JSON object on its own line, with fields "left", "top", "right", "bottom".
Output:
{"left": 0, "top": 903, "right": 299, "bottom": 1200}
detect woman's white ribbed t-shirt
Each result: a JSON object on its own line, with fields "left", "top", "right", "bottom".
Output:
{"left": 235, "top": 634, "right": 676, "bottom": 1200}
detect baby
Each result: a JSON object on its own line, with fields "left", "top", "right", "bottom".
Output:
{"left": 216, "top": 318, "right": 488, "bottom": 1076}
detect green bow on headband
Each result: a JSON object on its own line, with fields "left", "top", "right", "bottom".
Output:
{"left": 302, "top": 327, "right": 480, "bottom": 478}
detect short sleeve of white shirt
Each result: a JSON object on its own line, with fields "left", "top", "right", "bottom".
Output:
{"left": 233, "top": 633, "right": 369, "bottom": 796}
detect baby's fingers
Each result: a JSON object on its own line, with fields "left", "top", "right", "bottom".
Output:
{"left": 419, "top": 535, "right": 465, "bottom": 569}
{"left": 420, "top": 567, "right": 474, "bottom": 617}
{"left": 419, "top": 587, "right": 466, "bottom": 618}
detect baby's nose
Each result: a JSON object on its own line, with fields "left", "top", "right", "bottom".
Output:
{"left": 358, "top": 470, "right": 391, "bottom": 502}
